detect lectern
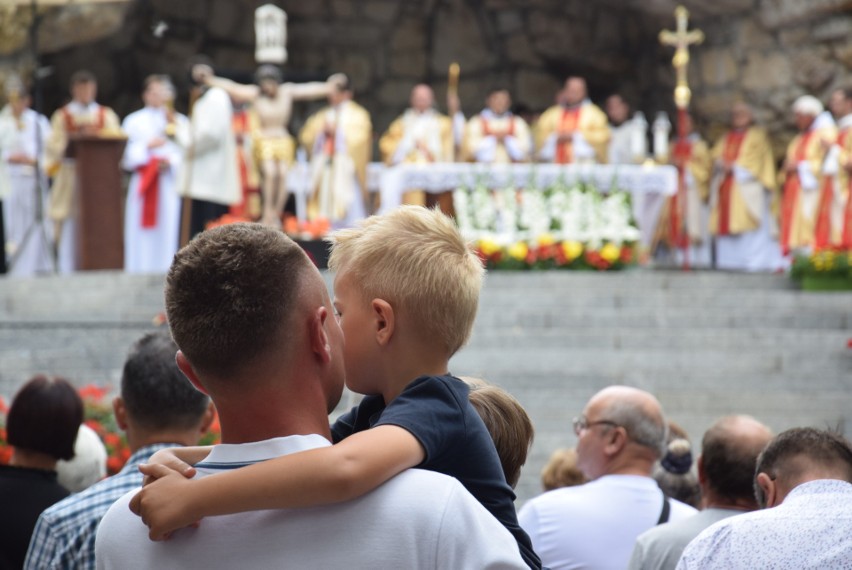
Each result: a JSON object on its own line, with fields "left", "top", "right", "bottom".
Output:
{"left": 73, "top": 135, "right": 126, "bottom": 270}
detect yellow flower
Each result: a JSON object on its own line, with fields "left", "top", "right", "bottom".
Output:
{"left": 478, "top": 239, "right": 501, "bottom": 257}
{"left": 508, "top": 242, "right": 529, "bottom": 261}
{"left": 562, "top": 240, "right": 583, "bottom": 261}
{"left": 537, "top": 233, "right": 556, "bottom": 247}
{"left": 601, "top": 243, "right": 621, "bottom": 263}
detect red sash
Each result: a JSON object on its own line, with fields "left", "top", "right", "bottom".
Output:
{"left": 780, "top": 130, "right": 814, "bottom": 255}
{"left": 137, "top": 158, "right": 162, "bottom": 228}
{"left": 717, "top": 130, "right": 747, "bottom": 236}
{"left": 555, "top": 107, "right": 580, "bottom": 164}
{"left": 482, "top": 116, "right": 515, "bottom": 138}
{"left": 669, "top": 139, "right": 694, "bottom": 247}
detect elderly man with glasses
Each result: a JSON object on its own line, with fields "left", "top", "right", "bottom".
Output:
{"left": 519, "top": 385, "right": 697, "bottom": 570}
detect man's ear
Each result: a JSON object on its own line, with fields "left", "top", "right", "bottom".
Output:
{"left": 199, "top": 401, "right": 216, "bottom": 435}
{"left": 603, "top": 426, "right": 628, "bottom": 457}
{"left": 310, "top": 306, "right": 332, "bottom": 363}
{"left": 176, "top": 350, "right": 209, "bottom": 396}
{"left": 372, "top": 299, "right": 395, "bottom": 346}
{"left": 756, "top": 472, "right": 777, "bottom": 508}
{"left": 112, "top": 397, "right": 129, "bottom": 430}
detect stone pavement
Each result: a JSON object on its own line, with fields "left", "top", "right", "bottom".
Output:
{"left": 1, "top": 269, "right": 850, "bottom": 505}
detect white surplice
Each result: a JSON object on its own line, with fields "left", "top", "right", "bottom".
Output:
{"left": 121, "top": 107, "right": 188, "bottom": 273}
{"left": 0, "top": 106, "right": 53, "bottom": 277}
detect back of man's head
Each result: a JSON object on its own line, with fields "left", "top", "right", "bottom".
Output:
{"left": 166, "top": 224, "right": 311, "bottom": 380}
{"left": 121, "top": 330, "right": 210, "bottom": 432}
{"left": 327, "top": 206, "right": 484, "bottom": 357}
{"left": 600, "top": 387, "right": 668, "bottom": 458}
{"left": 700, "top": 415, "right": 772, "bottom": 507}
{"left": 754, "top": 427, "right": 852, "bottom": 508}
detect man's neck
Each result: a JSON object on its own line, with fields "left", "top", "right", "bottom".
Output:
{"left": 10, "top": 449, "right": 58, "bottom": 471}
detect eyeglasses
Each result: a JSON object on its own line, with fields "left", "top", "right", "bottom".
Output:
{"left": 573, "top": 415, "right": 620, "bottom": 436}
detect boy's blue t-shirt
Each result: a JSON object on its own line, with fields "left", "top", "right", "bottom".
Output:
{"left": 331, "top": 374, "right": 541, "bottom": 570}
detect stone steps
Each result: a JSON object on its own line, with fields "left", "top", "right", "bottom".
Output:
{"left": 1, "top": 269, "right": 850, "bottom": 507}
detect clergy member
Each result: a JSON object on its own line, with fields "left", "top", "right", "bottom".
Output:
{"left": 709, "top": 102, "right": 782, "bottom": 271}
{"left": 45, "top": 70, "right": 121, "bottom": 273}
{"left": 605, "top": 93, "right": 642, "bottom": 164}
{"left": 379, "top": 84, "right": 454, "bottom": 205}
{"left": 814, "top": 87, "right": 852, "bottom": 249}
{"left": 179, "top": 59, "right": 241, "bottom": 240}
{"left": 660, "top": 114, "right": 713, "bottom": 269}
{"left": 535, "top": 76, "right": 610, "bottom": 164}
{"left": 462, "top": 88, "right": 531, "bottom": 163}
{"left": 0, "top": 79, "right": 53, "bottom": 276}
{"left": 779, "top": 96, "right": 836, "bottom": 255}
{"left": 121, "top": 75, "right": 189, "bottom": 274}
{"left": 298, "top": 74, "right": 372, "bottom": 227}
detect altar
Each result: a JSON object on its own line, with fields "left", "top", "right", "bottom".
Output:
{"left": 286, "top": 162, "right": 676, "bottom": 248}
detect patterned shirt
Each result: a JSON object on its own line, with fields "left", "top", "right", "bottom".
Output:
{"left": 677, "top": 479, "right": 852, "bottom": 570}
{"left": 24, "top": 443, "right": 178, "bottom": 570}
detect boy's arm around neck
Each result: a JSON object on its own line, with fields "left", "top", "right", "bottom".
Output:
{"left": 132, "top": 425, "right": 425, "bottom": 540}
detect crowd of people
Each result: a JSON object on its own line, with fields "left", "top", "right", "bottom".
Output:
{"left": 1, "top": 207, "right": 850, "bottom": 569}
{"left": 2, "top": 62, "right": 851, "bottom": 276}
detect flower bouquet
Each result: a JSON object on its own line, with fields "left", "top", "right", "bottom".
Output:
{"left": 454, "top": 180, "right": 640, "bottom": 271}
{"left": 790, "top": 248, "right": 852, "bottom": 291}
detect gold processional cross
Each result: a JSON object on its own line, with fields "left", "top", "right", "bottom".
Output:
{"left": 659, "top": 5, "right": 704, "bottom": 111}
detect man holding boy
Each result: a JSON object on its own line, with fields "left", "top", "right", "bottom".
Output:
{"left": 95, "top": 222, "right": 527, "bottom": 569}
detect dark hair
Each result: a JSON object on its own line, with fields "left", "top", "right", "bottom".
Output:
{"left": 486, "top": 87, "right": 510, "bottom": 98}
{"left": 255, "top": 64, "right": 282, "bottom": 84}
{"left": 654, "top": 437, "right": 701, "bottom": 508}
{"left": 166, "top": 223, "right": 310, "bottom": 378}
{"left": 70, "top": 70, "right": 96, "bottom": 86}
{"left": 702, "top": 417, "right": 769, "bottom": 503}
{"left": 121, "top": 331, "right": 210, "bottom": 432}
{"left": 755, "top": 428, "right": 852, "bottom": 504}
{"left": 6, "top": 375, "right": 83, "bottom": 461}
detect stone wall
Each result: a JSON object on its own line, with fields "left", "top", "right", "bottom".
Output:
{"left": 0, "top": 0, "right": 850, "bottom": 159}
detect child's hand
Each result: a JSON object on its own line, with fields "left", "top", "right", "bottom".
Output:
{"left": 141, "top": 449, "right": 197, "bottom": 486}
{"left": 129, "top": 464, "right": 202, "bottom": 541}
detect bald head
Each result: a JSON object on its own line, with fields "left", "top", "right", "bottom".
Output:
{"left": 563, "top": 77, "right": 588, "bottom": 107}
{"left": 577, "top": 386, "right": 668, "bottom": 479}
{"left": 700, "top": 415, "right": 773, "bottom": 507}
{"left": 411, "top": 84, "right": 435, "bottom": 113}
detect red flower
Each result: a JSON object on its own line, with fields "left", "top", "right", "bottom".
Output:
{"left": 585, "top": 251, "right": 611, "bottom": 270}
{"left": 78, "top": 384, "right": 107, "bottom": 404}
{"left": 620, "top": 245, "right": 634, "bottom": 263}
{"left": 0, "top": 397, "right": 7, "bottom": 415}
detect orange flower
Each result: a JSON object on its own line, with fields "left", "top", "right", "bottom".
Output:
{"left": 0, "top": 396, "right": 7, "bottom": 415}
{"left": 78, "top": 384, "right": 107, "bottom": 404}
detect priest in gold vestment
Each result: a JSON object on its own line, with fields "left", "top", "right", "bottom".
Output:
{"left": 779, "top": 96, "right": 836, "bottom": 255}
{"left": 46, "top": 71, "right": 121, "bottom": 273}
{"left": 534, "top": 77, "right": 610, "bottom": 164}
{"left": 379, "top": 84, "right": 454, "bottom": 206}
{"left": 299, "top": 76, "right": 371, "bottom": 226}
{"left": 709, "top": 102, "right": 783, "bottom": 271}
{"left": 462, "top": 88, "right": 531, "bottom": 163}
{"left": 815, "top": 87, "right": 852, "bottom": 249}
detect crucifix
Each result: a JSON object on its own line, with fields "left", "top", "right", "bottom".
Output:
{"left": 659, "top": 5, "right": 704, "bottom": 267}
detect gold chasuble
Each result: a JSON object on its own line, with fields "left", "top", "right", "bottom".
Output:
{"left": 299, "top": 101, "right": 371, "bottom": 222}
{"left": 839, "top": 125, "right": 852, "bottom": 248}
{"left": 534, "top": 103, "right": 610, "bottom": 164}
{"left": 779, "top": 125, "right": 835, "bottom": 253}
{"left": 709, "top": 127, "right": 776, "bottom": 236}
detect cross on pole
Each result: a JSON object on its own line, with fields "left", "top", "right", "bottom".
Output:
{"left": 659, "top": 6, "right": 704, "bottom": 269}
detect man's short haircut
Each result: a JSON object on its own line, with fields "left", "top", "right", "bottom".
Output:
{"left": 754, "top": 427, "right": 852, "bottom": 506}
{"left": 121, "top": 331, "right": 210, "bottom": 431}
{"left": 327, "top": 206, "right": 484, "bottom": 356}
{"left": 143, "top": 74, "right": 171, "bottom": 91}
{"left": 701, "top": 415, "right": 769, "bottom": 503}
{"left": 602, "top": 398, "right": 667, "bottom": 458}
{"left": 463, "top": 378, "right": 534, "bottom": 489}
{"left": 166, "top": 223, "right": 312, "bottom": 378}
{"left": 70, "top": 70, "right": 96, "bottom": 86}
{"left": 7, "top": 375, "right": 83, "bottom": 461}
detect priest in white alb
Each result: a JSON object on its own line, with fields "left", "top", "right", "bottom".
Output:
{"left": 121, "top": 75, "right": 189, "bottom": 273}
{"left": 535, "top": 76, "right": 610, "bottom": 164}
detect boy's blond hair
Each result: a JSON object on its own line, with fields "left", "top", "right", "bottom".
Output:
{"left": 328, "top": 206, "right": 484, "bottom": 355}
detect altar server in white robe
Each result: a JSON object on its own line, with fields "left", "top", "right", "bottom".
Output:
{"left": 0, "top": 80, "right": 53, "bottom": 277}
{"left": 122, "top": 75, "right": 189, "bottom": 273}
{"left": 462, "top": 88, "right": 531, "bottom": 163}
